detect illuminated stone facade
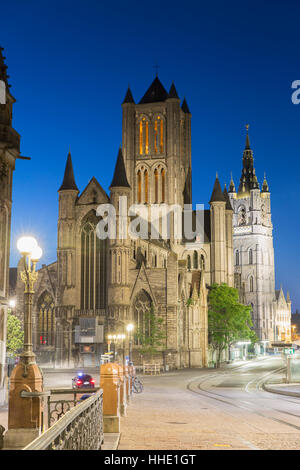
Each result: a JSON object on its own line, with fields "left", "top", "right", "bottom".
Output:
{"left": 228, "top": 130, "right": 291, "bottom": 345}
{"left": 13, "top": 77, "right": 234, "bottom": 369}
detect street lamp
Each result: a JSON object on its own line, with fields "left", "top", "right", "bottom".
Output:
{"left": 4, "top": 236, "right": 44, "bottom": 449}
{"left": 126, "top": 323, "right": 134, "bottom": 364}
{"left": 17, "top": 236, "right": 42, "bottom": 365}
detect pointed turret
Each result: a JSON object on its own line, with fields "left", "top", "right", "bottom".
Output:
{"left": 228, "top": 172, "right": 236, "bottom": 193}
{"left": 181, "top": 97, "right": 191, "bottom": 114}
{"left": 168, "top": 81, "right": 180, "bottom": 99}
{"left": 122, "top": 86, "right": 135, "bottom": 104}
{"left": 209, "top": 174, "right": 226, "bottom": 204}
{"left": 139, "top": 76, "right": 169, "bottom": 104}
{"left": 261, "top": 172, "right": 270, "bottom": 193}
{"left": 110, "top": 147, "right": 130, "bottom": 189}
{"left": 59, "top": 151, "right": 79, "bottom": 192}
{"left": 223, "top": 184, "right": 233, "bottom": 211}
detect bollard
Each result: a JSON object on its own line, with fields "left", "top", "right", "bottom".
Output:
{"left": 123, "top": 365, "right": 130, "bottom": 403}
{"left": 100, "top": 363, "right": 120, "bottom": 433}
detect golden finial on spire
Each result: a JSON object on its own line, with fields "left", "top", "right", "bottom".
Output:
{"left": 246, "top": 124, "right": 249, "bottom": 133}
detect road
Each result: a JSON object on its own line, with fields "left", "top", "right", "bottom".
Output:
{"left": 1, "top": 356, "right": 300, "bottom": 450}
{"left": 119, "top": 356, "right": 300, "bottom": 450}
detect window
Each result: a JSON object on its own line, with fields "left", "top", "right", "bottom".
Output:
{"left": 193, "top": 251, "right": 198, "bottom": 269}
{"left": 144, "top": 169, "right": 149, "bottom": 204}
{"left": 249, "top": 276, "right": 254, "bottom": 292}
{"left": 38, "top": 292, "right": 55, "bottom": 346}
{"left": 249, "top": 249, "right": 253, "bottom": 265}
{"left": 187, "top": 255, "right": 191, "bottom": 270}
{"left": 235, "top": 250, "right": 239, "bottom": 266}
{"left": 154, "top": 168, "right": 159, "bottom": 203}
{"left": 133, "top": 290, "right": 152, "bottom": 345}
{"left": 154, "top": 116, "right": 164, "bottom": 154}
{"left": 137, "top": 170, "right": 142, "bottom": 203}
{"left": 139, "top": 118, "right": 149, "bottom": 155}
{"left": 81, "top": 211, "right": 107, "bottom": 310}
{"left": 161, "top": 168, "right": 166, "bottom": 202}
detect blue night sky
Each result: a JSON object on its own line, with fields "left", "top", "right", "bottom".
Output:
{"left": 2, "top": 0, "right": 300, "bottom": 309}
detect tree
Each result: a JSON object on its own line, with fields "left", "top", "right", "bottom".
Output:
{"left": 135, "top": 304, "right": 166, "bottom": 360}
{"left": 6, "top": 310, "right": 24, "bottom": 358}
{"left": 208, "top": 283, "right": 258, "bottom": 367}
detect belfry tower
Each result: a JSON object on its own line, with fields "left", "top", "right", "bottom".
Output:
{"left": 228, "top": 126, "right": 277, "bottom": 343}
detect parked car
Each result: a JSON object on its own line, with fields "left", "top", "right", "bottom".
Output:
{"left": 72, "top": 373, "right": 95, "bottom": 389}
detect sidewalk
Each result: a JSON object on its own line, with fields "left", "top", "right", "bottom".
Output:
{"left": 263, "top": 382, "right": 300, "bottom": 397}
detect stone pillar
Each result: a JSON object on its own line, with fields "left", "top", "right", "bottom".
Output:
{"left": 3, "top": 362, "right": 43, "bottom": 449}
{"left": 100, "top": 363, "right": 120, "bottom": 433}
{"left": 117, "top": 365, "right": 127, "bottom": 416}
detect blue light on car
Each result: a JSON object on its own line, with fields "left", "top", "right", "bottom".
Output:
{"left": 78, "top": 372, "right": 83, "bottom": 377}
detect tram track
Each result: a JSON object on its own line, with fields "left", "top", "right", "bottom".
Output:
{"left": 186, "top": 360, "right": 300, "bottom": 434}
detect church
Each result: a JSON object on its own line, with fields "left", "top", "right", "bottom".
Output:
{"left": 11, "top": 75, "right": 235, "bottom": 369}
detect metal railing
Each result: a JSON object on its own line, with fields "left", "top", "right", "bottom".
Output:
{"left": 23, "top": 389, "right": 104, "bottom": 450}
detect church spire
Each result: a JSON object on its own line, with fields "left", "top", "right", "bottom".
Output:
{"left": 122, "top": 86, "right": 135, "bottom": 104}
{"left": 168, "top": 81, "right": 180, "bottom": 99}
{"left": 209, "top": 173, "right": 226, "bottom": 203}
{"left": 110, "top": 147, "right": 130, "bottom": 189}
{"left": 181, "top": 97, "right": 191, "bottom": 114}
{"left": 59, "top": 150, "right": 79, "bottom": 192}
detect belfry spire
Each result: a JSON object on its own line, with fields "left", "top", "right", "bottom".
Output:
{"left": 238, "top": 124, "right": 259, "bottom": 195}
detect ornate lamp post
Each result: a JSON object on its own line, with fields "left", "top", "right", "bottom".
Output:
{"left": 4, "top": 236, "right": 45, "bottom": 450}
{"left": 126, "top": 323, "right": 134, "bottom": 364}
{"left": 17, "top": 237, "right": 42, "bottom": 365}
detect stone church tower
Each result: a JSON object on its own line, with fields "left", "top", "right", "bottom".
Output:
{"left": 228, "top": 127, "right": 291, "bottom": 345}
{"left": 12, "top": 75, "right": 234, "bottom": 370}
{"left": 0, "top": 48, "right": 21, "bottom": 403}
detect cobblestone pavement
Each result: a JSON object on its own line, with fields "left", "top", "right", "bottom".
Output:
{"left": 119, "top": 357, "right": 300, "bottom": 450}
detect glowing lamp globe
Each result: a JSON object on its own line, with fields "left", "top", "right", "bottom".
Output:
{"left": 126, "top": 323, "right": 134, "bottom": 333}
{"left": 31, "top": 245, "right": 43, "bottom": 261}
{"left": 17, "top": 236, "right": 38, "bottom": 256}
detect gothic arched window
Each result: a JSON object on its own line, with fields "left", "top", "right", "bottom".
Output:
{"left": 249, "top": 249, "right": 253, "bottom": 265}
{"left": 137, "top": 170, "right": 142, "bottom": 203}
{"left": 154, "top": 116, "right": 164, "bottom": 154}
{"left": 139, "top": 118, "right": 149, "bottom": 155}
{"left": 235, "top": 250, "right": 239, "bottom": 266}
{"left": 249, "top": 276, "right": 254, "bottom": 292}
{"left": 200, "top": 254, "right": 205, "bottom": 270}
{"left": 133, "top": 290, "right": 152, "bottom": 345}
{"left": 38, "top": 291, "right": 55, "bottom": 346}
{"left": 81, "top": 211, "right": 107, "bottom": 310}
{"left": 154, "top": 168, "right": 159, "bottom": 203}
{"left": 187, "top": 255, "right": 191, "bottom": 270}
{"left": 161, "top": 168, "right": 166, "bottom": 202}
{"left": 193, "top": 251, "right": 198, "bottom": 269}
{"left": 144, "top": 169, "right": 149, "bottom": 204}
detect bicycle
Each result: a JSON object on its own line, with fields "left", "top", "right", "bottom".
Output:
{"left": 132, "top": 376, "right": 143, "bottom": 393}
